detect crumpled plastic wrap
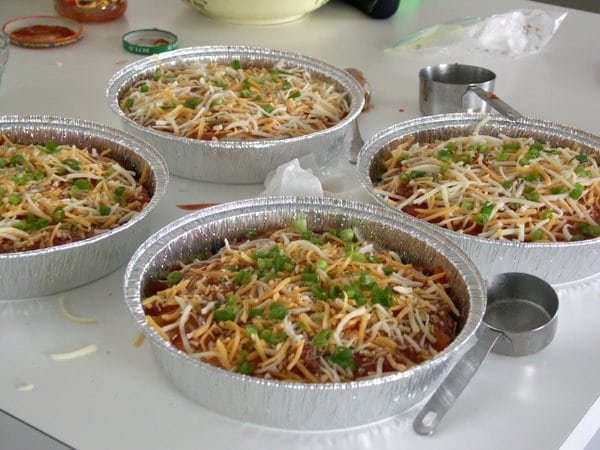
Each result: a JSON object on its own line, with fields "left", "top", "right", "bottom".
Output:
{"left": 261, "top": 157, "right": 324, "bottom": 197}
{"left": 389, "top": 9, "right": 568, "bottom": 58}
{"left": 260, "top": 156, "right": 372, "bottom": 203}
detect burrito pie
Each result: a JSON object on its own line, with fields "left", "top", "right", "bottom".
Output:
{"left": 142, "top": 221, "right": 459, "bottom": 383}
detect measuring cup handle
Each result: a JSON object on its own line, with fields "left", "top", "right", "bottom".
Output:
{"left": 413, "top": 326, "right": 502, "bottom": 435}
{"left": 468, "top": 85, "right": 524, "bottom": 121}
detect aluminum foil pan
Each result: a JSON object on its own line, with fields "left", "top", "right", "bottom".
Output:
{"left": 123, "top": 196, "right": 485, "bottom": 430}
{"left": 106, "top": 46, "right": 365, "bottom": 184}
{"left": 0, "top": 115, "right": 169, "bottom": 300}
{"left": 357, "top": 113, "right": 600, "bottom": 287}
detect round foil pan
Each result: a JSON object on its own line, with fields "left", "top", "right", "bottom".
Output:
{"left": 357, "top": 113, "right": 600, "bottom": 287}
{"left": 123, "top": 196, "right": 485, "bottom": 430}
{"left": 0, "top": 115, "right": 169, "bottom": 300}
{"left": 106, "top": 46, "right": 365, "bottom": 184}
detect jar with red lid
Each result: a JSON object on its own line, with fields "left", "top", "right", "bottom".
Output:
{"left": 54, "top": 0, "right": 127, "bottom": 22}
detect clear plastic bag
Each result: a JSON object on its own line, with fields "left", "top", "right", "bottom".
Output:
{"left": 389, "top": 9, "right": 568, "bottom": 58}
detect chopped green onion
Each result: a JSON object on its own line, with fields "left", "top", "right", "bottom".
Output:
{"left": 184, "top": 98, "right": 200, "bottom": 109}
{"left": 212, "top": 79, "right": 227, "bottom": 88}
{"left": 502, "top": 143, "right": 521, "bottom": 151}
{"left": 313, "top": 329, "right": 332, "bottom": 350}
{"left": 233, "top": 269, "right": 252, "bottom": 285}
{"left": 435, "top": 149, "right": 452, "bottom": 161}
{"left": 461, "top": 200, "right": 474, "bottom": 210}
{"left": 300, "top": 272, "right": 319, "bottom": 283}
{"left": 292, "top": 217, "right": 307, "bottom": 233}
{"left": 371, "top": 285, "right": 392, "bottom": 307}
{"left": 523, "top": 172, "right": 541, "bottom": 182}
{"left": 502, "top": 180, "right": 513, "bottom": 190}
{"left": 315, "top": 259, "right": 328, "bottom": 270}
{"left": 524, "top": 191, "right": 540, "bottom": 202}
{"left": 262, "top": 104, "right": 274, "bottom": 113}
{"left": 214, "top": 294, "right": 239, "bottom": 321}
{"left": 8, "top": 193, "right": 21, "bottom": 205}
{"left": 99, "top": 205, "right": 112, "bottom": 216}
{"left": 52, "top": 207, "right": 65, "bottom": 222}
{"left": 166, "top": 271, "right": 183, "bottom": 286}
{"left": 43, "top": 141, "right": 59, "bottom": 154}
{"left": 339, "top": 228, "right": 354, "bottom": 242}
{"left": 311, "top": 283, "right": 328, "bottom": 300}
{"left": 330, "top": 346, "right": 356, "bottom": 371}
{"left": 571, "top": 153, "right": 589, "bottom": 163}
{"left": 10, "top": 154, "right": 25, "bottom": 165}
{"left": 268, "top": 302, "right": 288, "bottom": 320}
{"left": 62, "top": 158, "right": 80, "bottom": 171}
{"left": 311, "top": 312, "right": 324, "bottom": 322}
{"left": 518, "top": 157, "right": 531, "bottom": 166}
{"left": 238, "top": 361, "right": 253, "bottom": 375}
{"left": 124, "top": 98, "right": 134, "bottom": 109}
{"left": 139, "top": 84, "right": 149, "bottom": 93}
{"left": 475, "top": 201, "right": 495, "bottom": 225}
{"left": 0, "top": 157, "right": 8, "bottom": 168}
{"left": 569, "top": 183, "right": 584, "bottom": 200}
{"left": 34, "top": 219, "right": 50, "bottom": 230}
{"left": 531, "top": 230, "right": 545, "bottom": 241}
{"left": 409, "top": 170, "right": 427, "bottom": 179}
{"left": 230, "top": 59, "right": 241, "bottom": 70}
{"left": 249, "top": 308, "right": 263, "bottom": 318}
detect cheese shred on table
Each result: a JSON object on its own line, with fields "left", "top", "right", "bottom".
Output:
{"left": 120, "top": 59, "right": 351, "bottom": 140}
{"left": 142, "top": 224, "right": 458, "bottom": 383}
{"left": 374, "top": 132, "right": 600, "bottom": 242}
{"left": 0, "top": 133, "right": 151, "bottom": 253}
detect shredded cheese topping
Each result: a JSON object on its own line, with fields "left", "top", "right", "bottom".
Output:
{"left": 142, "top": 225, "right": 458, "bottom": 383}
{"left": 120, "top": 59, "right": 351, "bottom": 141}
{"left": 49, "top": 344, "right": 98, "bottom": 361}
{"left": 374, "top": 132, "right": 600, "bottom": 242}
{"left": 58, "top": 296, "right": 98, "bottom": 324}
{"left": 0, "top": 133, "right": 151, "bottom": 253}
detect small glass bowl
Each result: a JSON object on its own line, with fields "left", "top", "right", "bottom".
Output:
{"left": 0, "top": 30, "right": 9, "bottom": 85}
{"left": 54, "top": 0, "right": 127, "bottom": 22}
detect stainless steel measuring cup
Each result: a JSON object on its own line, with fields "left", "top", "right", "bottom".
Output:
{"left": 413, "top": 272, "right": 559, "bottom": 435}
{"left": 419, "top": 63, "right": 523, "bottom": 120}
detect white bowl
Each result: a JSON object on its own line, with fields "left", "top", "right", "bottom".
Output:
{"left": 181, "top": 0, "right": 330, "bottom": 24}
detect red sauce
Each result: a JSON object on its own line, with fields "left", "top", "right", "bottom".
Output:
{"left": 10, "top": 25, "right": 75, "bottom": 41}
{"left": 176, "top": 202, "right": 218, "bottom": 211}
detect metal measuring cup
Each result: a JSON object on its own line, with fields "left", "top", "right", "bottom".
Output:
{"left": 413, "top": 272, "right": 559, "bottom": 435}
{"left": 419, "top": 63, "right": 523, "bottom": 120}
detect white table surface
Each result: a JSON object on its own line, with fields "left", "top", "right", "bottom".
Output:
{"left": 1, "top": 0, "right": 600, "bottom": 449}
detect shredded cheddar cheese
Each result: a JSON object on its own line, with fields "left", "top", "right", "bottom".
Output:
{"left": 142, "top": 224, "right": 458, "bottom": 383}
{"left": 120, "top": 59, "right": 351, "bottom": 141}
{"left": 374, "top": 132, "right": 600, "bottom": 242}
{"left": 0, "top": 133, "right": 151, "bottom": 253}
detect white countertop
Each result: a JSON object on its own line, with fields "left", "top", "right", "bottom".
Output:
{"left": 1, "top": 0, "right": 600, "bottom": 449}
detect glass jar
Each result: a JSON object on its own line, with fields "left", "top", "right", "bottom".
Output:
{"left": 54, "top": 0, "right": 127, "bottom": 22}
